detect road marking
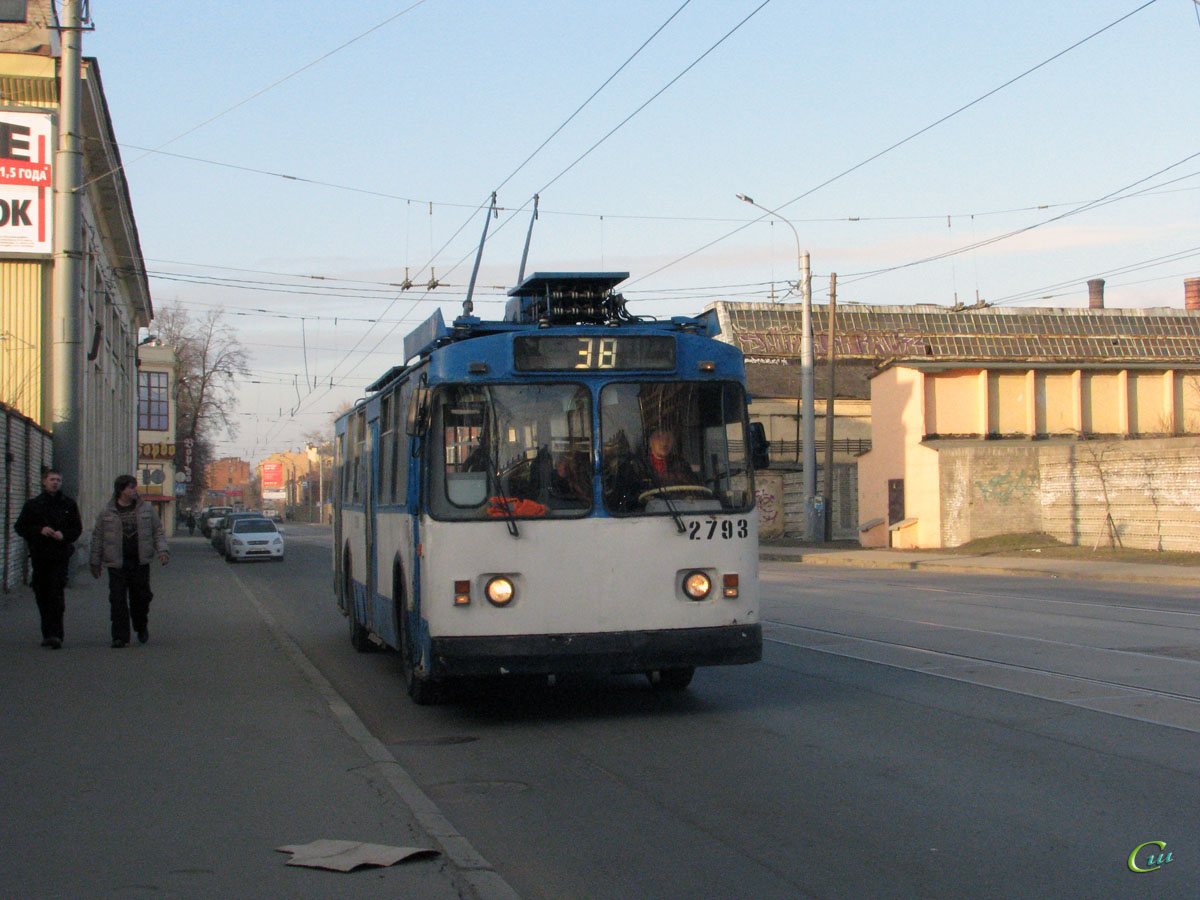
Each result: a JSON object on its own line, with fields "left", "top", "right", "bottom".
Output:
{"left": 765, "top": 622, "right": 1200, "bottom": 734}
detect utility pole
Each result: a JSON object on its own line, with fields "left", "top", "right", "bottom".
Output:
{"left": 823, "top": 273, "right": 837, "bottom": 542}
{"left": 800, "top": 252, "right": 820, "bottom": 541}
{"left": 51, "top": 0, "right": 84, "bottom": 493}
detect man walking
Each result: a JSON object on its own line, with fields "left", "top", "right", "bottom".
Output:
{"left": 89, "top": 475, "right": 169, "bottom": 648}
{"left": 14, "top": 468, "right": 84, "bottom": 649}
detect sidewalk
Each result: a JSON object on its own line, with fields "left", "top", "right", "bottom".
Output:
{"left": 0, "top": 539, "right": 501, "bottom": 900}
{"left": 760, "top": 540, "right": 1200, "bottom": 588}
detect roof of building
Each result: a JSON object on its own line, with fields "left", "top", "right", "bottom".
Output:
{"left": 708, "top": 301, "right": 1200, "bottom": 401}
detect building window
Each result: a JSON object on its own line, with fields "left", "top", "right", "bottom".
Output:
{"left": 138, "top": 370, "right": 169, "bottom": 431}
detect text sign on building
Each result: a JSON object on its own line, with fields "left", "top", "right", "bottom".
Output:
{"left": 0, "top": 111, "right": 53, "bottom": 256}
{"left": 262, "top": 461, "right": 286, "bottom": 501}
{"left": 262, "top": 462, "right": 283, "bottom": 489}
{"left": 139, "top": 441, "right": 176, "bottom": 461}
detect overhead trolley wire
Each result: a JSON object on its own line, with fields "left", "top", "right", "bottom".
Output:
{"left": 626, "top": 0, "right": 1165, "bottom": 289}
{"left": 262, "top": 1, "right": 754, "bottom": 441}
{"left": 839, "top": 148, "right": 1200, "bottom": 284}
{"left": 78, "top": 0, "right": 433, "bottom": 194}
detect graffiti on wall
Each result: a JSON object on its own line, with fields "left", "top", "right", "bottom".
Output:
{"left": 755, "top": 476, "right": 783, "bottom": 538}
{"left": 974, "top": 469, "right": 1039, "bottom": 503}
{"left": 735, "top": 330, "right": 927, "bottom": 359}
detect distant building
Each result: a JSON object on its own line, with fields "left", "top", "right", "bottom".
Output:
{"left": 205, "top": 458, "right": 252, "bottom": 508}
{"left": 256, "top": 450, "right": 326, "bottom": 521}
{"left": 136, "top": 342, "right": 178, "bottom": 534}
{"left": 708, "top": 278, "right": 1200, "bottom": 550}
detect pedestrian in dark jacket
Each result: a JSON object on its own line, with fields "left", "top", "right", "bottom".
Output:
{"left": 14, "top": 468, "right": 83, "bottom": 648}
{"left": 89, "top": 475, "right": 169, "bottom": 648}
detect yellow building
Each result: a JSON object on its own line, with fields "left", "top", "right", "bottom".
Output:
{"left": 710, "top": 286, "right": 1200, "bottom": 551}
{"left": 0, "top": 3, "right": 152, "bottom": 523}
{"left": 135, "top": 342, "right": 178, "bottom": 535}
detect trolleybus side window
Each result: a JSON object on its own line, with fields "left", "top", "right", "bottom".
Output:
{"left": 379, "top": 389, "right": 409, "bottom": 505}
{"left": 345, "top": 408, "right": 366, "bottom": 505}
{"left": 379, "top": 393, "right": 393, "bottom": 502}
{"left": 392, "top": 383, "right": 411, "bottom": 505}
{"left": 334, "top": 432, "right": 344, "bottom": 503}
{"left": 600, "top": 381, "right": 753, "bottom": 515}
{"left": 429, "top": 383, "right": 593, "bottom": 520}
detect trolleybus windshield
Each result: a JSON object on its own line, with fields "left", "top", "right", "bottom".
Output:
{"left": 429, "top": 383, "right": 594, "bottom": 520}
{"left": 601, "top": 381, "right": 754, "bottom": 516}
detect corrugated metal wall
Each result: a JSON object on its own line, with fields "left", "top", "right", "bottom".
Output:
{"left": 3, "top": 405, "right": 53, "bottom": 593}
{"left": 782, "top": 464, "right": 859, "bottom": 541}
{"left": 0, "top": 261, "right": 46, "bottom": 425}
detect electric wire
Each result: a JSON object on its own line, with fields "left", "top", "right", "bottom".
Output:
{"left": 837, "top": 148, "right": 1200, "bottom": 284}
{"left": 255, "top": 2, "right": 770, "bottom": 445}
{"left": 626, "top": 0, "right": 1165, "bottom": 289}
{"left": 78, "top": 0, "right": 432, "bottom": 194}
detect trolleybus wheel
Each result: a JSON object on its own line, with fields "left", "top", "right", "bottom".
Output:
{"left": 348, "top": 611, "right": 372, "bottom": 653}
{"left": 649, "top": 666, "right": 695, "bottom": 691}
{"left": 399, "top": 606, "right": 441, "bottom": 705}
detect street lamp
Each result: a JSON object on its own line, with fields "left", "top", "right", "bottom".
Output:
{"left": 738, "top": 193, "right": 821, "bottom": 541}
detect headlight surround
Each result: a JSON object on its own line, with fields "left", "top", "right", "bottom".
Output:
{"left": 485, "top": 576, "right": 515, "bottom": 606}
{"left": 682, "top": 570, "right": 712, "bottom": 600}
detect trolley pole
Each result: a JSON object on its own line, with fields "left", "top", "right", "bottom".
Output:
{"left": 51, "top": 0, "right": 85, "bottom": 492}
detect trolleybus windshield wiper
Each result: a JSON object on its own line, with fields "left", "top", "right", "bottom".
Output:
{"left": 642, "top": 458, "right": 687, "bottom": 535}
{"left": 483, "top": 387, "right": 519, "bottom": 538}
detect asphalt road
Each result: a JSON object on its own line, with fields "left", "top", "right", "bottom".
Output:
{"left": 231, "top": 526, "right": 1198, "bottom": 900}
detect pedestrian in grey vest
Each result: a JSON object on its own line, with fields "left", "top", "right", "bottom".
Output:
{"left": 89, "top": 475, "right": 169, "bottom": 648}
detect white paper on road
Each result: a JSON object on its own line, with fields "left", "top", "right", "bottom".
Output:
{"left": 277, "top": 839, "right": 438, "bottom": 872}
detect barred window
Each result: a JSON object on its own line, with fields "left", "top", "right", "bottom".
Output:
{"left": 138, "top": 371, "right": 169, "bottom": 431}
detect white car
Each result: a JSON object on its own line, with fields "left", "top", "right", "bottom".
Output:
{"left": 225, "top": 518, "right": 285, "bottom": 563}
{"left": 202, "top": 505, "right": 233, "bottom": 537}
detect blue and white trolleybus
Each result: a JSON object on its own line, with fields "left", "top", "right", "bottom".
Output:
{"left": 333, "top": 272, "right": 765, "bottom": 703}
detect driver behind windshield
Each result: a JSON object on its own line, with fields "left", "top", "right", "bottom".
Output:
{"left": 604, "top": 428, "right": 700, "bottom": 512}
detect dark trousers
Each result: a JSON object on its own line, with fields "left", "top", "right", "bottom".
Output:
{"left": 107, "top": 565, "right": 153, "bottom": 642}
{"left": 30, "top": 557, "right": 67, "bottom": 641}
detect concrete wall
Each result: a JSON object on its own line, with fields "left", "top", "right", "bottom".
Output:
{"left": 859, "top": 368, "right": 942, "bottom": 548}
{"left": 938, "top": 437, "right": 1200, "bottom": 552}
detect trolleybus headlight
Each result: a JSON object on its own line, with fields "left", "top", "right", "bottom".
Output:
{"left": 485, "top": 576, "right": 515, "bottom": 606}
{"left": 682, "top": 570, "right": 712, "bottom": 600}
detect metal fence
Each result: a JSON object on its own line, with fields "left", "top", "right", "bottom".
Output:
{"left": 2, "top": 403, "right": 53, "bottom": 593}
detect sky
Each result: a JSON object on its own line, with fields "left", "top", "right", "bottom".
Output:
{"left": 84, "top": 0, "right": 1200, "bottom": 461}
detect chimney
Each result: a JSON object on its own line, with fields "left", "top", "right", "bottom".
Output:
{"left": 1087, "top": 278, "right": 1105, "bottom": 309}
{"left": 1186, "top": 277, "right": 1200, "bottom": 312}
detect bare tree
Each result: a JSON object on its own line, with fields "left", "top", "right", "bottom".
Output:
{"left": 154, "top": 303, "right": 250, "bottom": 503}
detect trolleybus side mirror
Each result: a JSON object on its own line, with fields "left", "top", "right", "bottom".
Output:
{"left": 407, "top": 386, "right": 431, "bottom": 437}
{"left": 749, "top": 422, "right": 769, "bottom": 470}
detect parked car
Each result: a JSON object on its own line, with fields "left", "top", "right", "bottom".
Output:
{"left": 225, "top": 518, "right": 285, "bottom": 563}
{"left": 211, "top": 511, "right": 262, "bottom": 555}
{"left": 201, "top": 506, "right": 233, "bottom": 538}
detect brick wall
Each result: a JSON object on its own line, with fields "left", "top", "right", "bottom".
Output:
{"left": 938, "top": 438, "right": 1200, "bottom": 551}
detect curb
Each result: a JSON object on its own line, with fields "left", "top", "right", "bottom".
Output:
{"left": 758, "top": 550, "right": 1200, "bottom": 588}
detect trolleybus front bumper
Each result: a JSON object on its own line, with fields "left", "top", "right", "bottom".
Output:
{"left": 429, "top": 623, "right": 762, "bottom": 678}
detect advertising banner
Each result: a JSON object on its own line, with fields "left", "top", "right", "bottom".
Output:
{"left": 262, "top": 462, "right": 283, "bottom": 490}
{"left": 0, "top": 111, "right": 54, "bottom": 256}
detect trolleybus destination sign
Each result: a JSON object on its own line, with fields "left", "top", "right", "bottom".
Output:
{"left": 0, "top": 111, "right": 53, "bottom": 256}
